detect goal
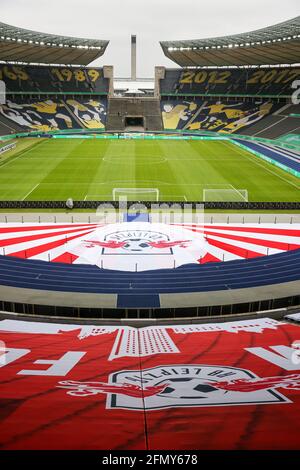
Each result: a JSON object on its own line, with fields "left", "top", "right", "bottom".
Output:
{"left": 203, "top": 188, "right": 248, "bottom": 202}
{"left": 112, "top": 188, "right": 160, "bottom": 201}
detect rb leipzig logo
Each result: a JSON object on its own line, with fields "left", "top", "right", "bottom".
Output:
{"left": 57, "top": 365, "right": 300, "bottom": 410}
{"left": 67, "top": 222, "right": 209, "bottom": 271}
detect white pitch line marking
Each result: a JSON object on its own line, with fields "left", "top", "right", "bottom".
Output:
{"left": 0, "top": 145, "right": 38, "bottom": 169}
{"left": 226, "top": 142, "right": 300, "bottom": 191}
{"left": 22, "top": 183, "right": 40, "bottom": 201}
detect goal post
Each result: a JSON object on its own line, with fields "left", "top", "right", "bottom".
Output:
{"left": 112, "top": 188, "right": 160, "bottom": 201}
{"left": 203, "top": 188, "right": 248, "bottom": 202}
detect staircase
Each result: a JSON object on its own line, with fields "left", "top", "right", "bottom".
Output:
{"left": 0, "top": 114, "right": 25, "bottom": 135}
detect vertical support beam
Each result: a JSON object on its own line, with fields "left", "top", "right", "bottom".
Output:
{"left": 154, "top": 66, "right": 165, "bottom": 98}
{"left": 103, "top": 65, "right": 114, "bottom": 98}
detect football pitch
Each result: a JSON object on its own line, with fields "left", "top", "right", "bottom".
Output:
{"left": 0, "top": 138, "right": 299, "bottom": 202}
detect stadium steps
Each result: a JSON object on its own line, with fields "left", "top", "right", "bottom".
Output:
{"left": 237, "top": 115, "right": 283, "bottom": 136}
{"left": 291, "top": 128, "right": 300, "bottom": 135}
{"left": 183, "top": 101, "right": 208, "bottom": 130}
{"left": 106, "top": 98, "right": 126, "bottom": 130}
{"left": 273, "top": 103, "right": 292, "bottom": 116}
{"left": 276, "top": 104, "right": 300, "bottom": 116}
{"left": 0, "top": 114, "right": 25, "bottom": 135}
{"left": 106, "top": 98, "right": 162, "bottom": 131}
{"left": 106, "top": 115, "right": 125, "bottom": 131}
{"left": 143, "top": 99, "right": 163, "bottom": 131}
{"left": 239, "top": 104, "right": 300, "bottom": 139}
{"left": 63, "top": 102, "right": 85, "bottom": 129}
{"left": 256, "top": 118, "right": 300, "bottom": 139}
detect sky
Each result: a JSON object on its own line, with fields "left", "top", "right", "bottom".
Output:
{"left": 1, "top": 0, "right": 299, "bottom": 77}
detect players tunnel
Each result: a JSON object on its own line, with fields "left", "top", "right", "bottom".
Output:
{"left": 124, "top": 116, "right": 145, "bottom": 130}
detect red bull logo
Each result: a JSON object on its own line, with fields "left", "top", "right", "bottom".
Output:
{"left": 83, "top": 238, "right": 191, "bottom": 251}
{"left": 206, "top": 373, "right": 300, "bottom": 393}
{"left": 58, "top": 380, "right": 167, "bottom": 398}
{"left": 58, "top": 365, "right": 300, "bottom": 410}
{"left": 66, "top": 224, "right": 208, "bottom": 271}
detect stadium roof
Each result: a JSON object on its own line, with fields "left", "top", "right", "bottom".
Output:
{"left": 0, "top": 22, "right": 109, "bottom": 65}
{"left": 160, "top": 16, "right": 300, "bottom": 67}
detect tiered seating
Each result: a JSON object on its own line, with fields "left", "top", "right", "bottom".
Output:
{"left": 160, "top": 68, "right": 300, "bottom": 97}
{"left": 0, "top": 64, "right": 109, "bottom": 94}
{"left": 0, "top": 65, "right": 109, "bottom": 134}
{"left": 0, "top": 248, "right": 299, "bottom": 308}
{"left": 0, "top": 97, "right": 107, "bottom": 132}
{"left": 65, "top": 98, "right": 107, "bottom": 130}
{"left": 254, "top": 117, "right": 300, "bottom": 139}
{"left": 239, "top": 104, "right": 300, "bottom": 138}
{"left": 161, "top": 98, "right": 279, "bottom": 133}
{"left": 0, "top": 113, "right": 24, "bottom": 135}
{"left": 237, "top": 115, "right": 283, "bottom": 136}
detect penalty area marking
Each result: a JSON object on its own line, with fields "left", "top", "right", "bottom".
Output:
{"left": 84, "top": 194, "right": 188, "bottom": 202}
{"left": 84, "top": 194, "right": 113, "bottom": 201}
{"left": 159, "top": 194, "right": 188, "bottom": 202}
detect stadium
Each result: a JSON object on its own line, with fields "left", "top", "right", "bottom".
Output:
{"left": 0, "top": 2, "right": 300, "bottom": 454}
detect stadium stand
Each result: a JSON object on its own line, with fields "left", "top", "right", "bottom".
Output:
{"left": 0, "top": 113, "right": 25, "bottom": 135}
{"left": 237, "top": 115, "right": 287, "bottom": 136}
{"left": 230, "top": 104, "right": 300, "bottom": 138}
{"left": 0, "top": 64, "right": 109, "bottom": 133}
{"left": 160, "top": 67, "right": 300, "bottom": 97}
{"left": 0, "top": 64, "right": 109, "bottom": 94}
{"left": 0, "top": 60, "right": 110, "bottom": 133}
{"left": 251, "top": 117, "right": 300, "bottom": 139}
{"left": 0, "top": 246, "right": 299, "bottom": 313}
{"left": 160, "top": 98, "right": 280, "bottom": 133}
{"left": 159, "top": 17, "right": 300, "bottom": 139}
{"left": 0, "top": 97, "right": 107, "bottom": 132}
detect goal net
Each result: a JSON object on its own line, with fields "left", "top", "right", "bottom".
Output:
{"left": 113, "top": 188, "right": 159, "bottom": 201}
{"left": 203, "top": 188, "right": 248, "bottom": 202}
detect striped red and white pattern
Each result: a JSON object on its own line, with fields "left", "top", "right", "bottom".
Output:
{"left": 0, "top": 223, "right": 101, "bottom": 264}
{"left": 174, "top": 223, "right": 300, "bottom": 264}
{"left": 0, "top": 223, "right": 299, "bottom": 268}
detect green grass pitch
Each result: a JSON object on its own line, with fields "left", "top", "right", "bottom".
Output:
{"left": 0, "top": 138, "right": 299, "bottom": 202}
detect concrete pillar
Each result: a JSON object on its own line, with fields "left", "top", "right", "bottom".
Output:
{"left": 131, "top": 35, "right": 137, "bottom": 81}
{"left": 103, "top": 65, "right": 114, "bottom": 97}
{"left": 154, "top": 66, "right": 165, "bottom": 98}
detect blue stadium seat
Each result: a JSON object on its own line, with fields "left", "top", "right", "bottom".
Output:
{"left": 0, "top": 249, "right": 299, "bottom": 301}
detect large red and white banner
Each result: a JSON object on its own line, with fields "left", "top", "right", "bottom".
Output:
{"left": 0, "top": 317, "right": 300, "bottom": 449}
{"left": 0, "top": 223, "right": 299, "bottom": 271}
